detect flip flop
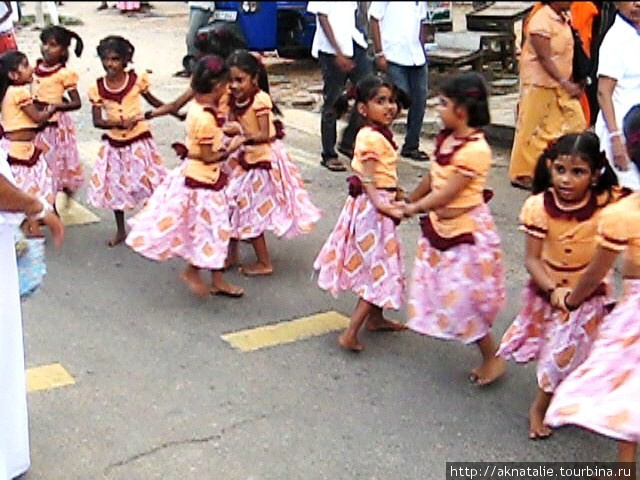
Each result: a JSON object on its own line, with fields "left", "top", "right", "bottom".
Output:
{"left": 321, "top": 157, "right": 347, "bottom": 172}
{"left": 211, "top": 288, "right": 244, "bottom": 298}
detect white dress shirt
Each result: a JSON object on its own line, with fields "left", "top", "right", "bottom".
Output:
{"left": 368, "top": 1, "right": 428, "bottom": 66}
{"left": 307, "top": 1, "right": 367, "bottom": 58}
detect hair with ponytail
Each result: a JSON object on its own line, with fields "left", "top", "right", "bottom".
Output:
{"left": 97, "top": 35, "right": 135, "bottom": 65}
{"left": 40, "top": 26, "right": 84, "bottom": 62}
{"left": 226, "top": 49, "right": 280, "bottom": 115}
{"left": 0, "top": 50, "right": 28, "bottom": 102}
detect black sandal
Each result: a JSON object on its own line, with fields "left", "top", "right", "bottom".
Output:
{"left": 321, "top": 157, "right": 347, "bottom": 172}
{"left": 401, "top": 149, "right": 430, "bottom": 162}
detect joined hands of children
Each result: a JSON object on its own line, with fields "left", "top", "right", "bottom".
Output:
{"left": 550, "top": 286, "right": 574, "bottom": 312}
{"left": 222, "top": 121, "right": 243, "bottom": 137}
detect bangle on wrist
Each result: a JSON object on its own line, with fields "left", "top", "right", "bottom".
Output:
{"left": 564, "top": 292, "right": 578, "bottom": 312}
{"left": 144, "top": 110, "right": 153, "bottom": 120}
{"left": 31, "top": 197, "right": 52, "bottom": 220}
{"left": 374, "top": 51, "right": 384, "bottom": 58}
{"left": 609, "top": 130, "right": 622, "bottom": 138}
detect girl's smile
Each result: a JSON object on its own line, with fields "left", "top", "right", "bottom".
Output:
{"left": 229, "top": 66, "right": 257, "bottom": 103}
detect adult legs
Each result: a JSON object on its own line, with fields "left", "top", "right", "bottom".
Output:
{"left": 185, "top": 7, "right": 213, "bottom": 69}
{"left": 319, "top": 51, "right": 348, "bottom": 168}
{"left": 404, "top": 64, "right": 428, "bottom": 154}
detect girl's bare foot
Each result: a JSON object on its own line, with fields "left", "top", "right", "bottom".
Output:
{"left": 107, "top": 231, "right": 127, "bottom": 247}
{"left": 239, "top": 262, "right": 274, "bottom": 276}
{"left": 528, "top": 404, "right": 553, "bottom": 440}
{"left": 180, "top": 268, "right": 208, "bottom": 298}
{"left": 210, "top": 278, "right": 244, "bottom": 298}
{"left": 469, "top": 356, "right": 506, "bottom": 386}
{"left": 338, "top": 331, "right": 364, "bottom": 352}
{"left": 365, "top": 314, "right": 407, "bottom": 332}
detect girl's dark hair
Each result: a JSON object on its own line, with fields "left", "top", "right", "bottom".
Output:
{"left": 623, "top": 104, "right": 640, "bottom": 169}
{"left": 97, "top": 35, "right": 135, "bottom": 65}
{"left": 226, "top": 49, "right": 280, "bottom": 115}
{"left": 439, "top": 72, "right": 490, "bottom": 128}
{"left": 194, "top": 26, "right": 246, "bottom": 60}
{"left": 40, "top": 26, "right": 84, "bottom": 62}
{"left": 0, "top": 51, "right": 27, "bottom": 102}
{"left": 333, "top": 74, "right": 410, "bottom": 119}
{"left": 191, "top": 55, "right": 229, "bottom": 94}
{"left": 532, "top": 131, "right": 618, "bottom": 194}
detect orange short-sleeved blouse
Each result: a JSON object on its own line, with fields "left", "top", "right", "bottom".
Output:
{"left": 87, "top": 70, "right": 151, "bottom": 141}
{"left": 350, "top": 126, "right": 398, "bottom": 189}
{"left": 1, "top": 85, "right": 39, "bottom": 132}
{"left": 182, "top": 101, "right": 225, "bottom": 185}
{"left": 597, "top": 193, "right": 640, "bottom": 265}
{"left": 234, "top": 90, "right": 275, "bottom": 165}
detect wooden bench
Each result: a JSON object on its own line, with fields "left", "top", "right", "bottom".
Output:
{"left": 434, "top": 30, "right": 516, "bottom": 71}
{"left": 426, "top": 46, "right": 484, "bottom": 72}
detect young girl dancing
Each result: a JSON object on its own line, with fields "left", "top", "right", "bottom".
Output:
{"left": 224, "top": 49, "right": 321, "bottom": 275}
{"left": 498, "top": 131, "right": 622, "bottom": 439}
{"left": 314, "top": 75, "right": 406, "bottom": 352}
{"left": 87, "top": 35, "right": 167, "bottom": 247}
{"left": 0, "top": 50, "right": 57, "bottom": 207}
{"left": 545, "top": 105, "right": 640, "bottom": 463}
{"left": 126, "top": 55, "right": 244, "bottom": 298}
{"left": 402, "top": 73, "right": 506, "bottom": 386}
{"left": 32, "top": 26, "right": 84, "bottom": 198}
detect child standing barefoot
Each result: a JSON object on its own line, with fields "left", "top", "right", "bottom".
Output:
{"left": 0, "top": 51, "right": 57, "bottom": 207}
{"left": 225, "top": 50, "right": 321, "bottom": 275}
{"left": 402, "top": 73, "right": 506, "bottom": 385}
{"left": 87, "top": 35, "right": 167, "bottom": 247}
{"left": 314, "top": 75, "right": 406, "bottom": 352}
{"left": 545, "top": 105, "right": 640, "bottom": 463}
{"left": 32, "top": 26, "right": 84, "bottom": 198}
{"left": 498, "top": 132, "right": 622, "bottom": 439}
{"left": 126, "top": 55, "right": 243, "bottom": 298}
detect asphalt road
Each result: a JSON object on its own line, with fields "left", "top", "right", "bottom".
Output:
{"left": 13, "top": 3, "right": 618, "bottom": 480}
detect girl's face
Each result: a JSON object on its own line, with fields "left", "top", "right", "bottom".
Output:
{"left": 437, "top": 94, "right": 462, "bottom": 129}
{"left": 101, "top": 50, "right": 126, "bottom": 78}
{"left": 9, "top": 57, "right": 33, "bottom": 85}
{"left": 229, "top": 66, "right": 257, "bottom": 101}
{"left": 549, "top": 154, "right": 597, "bottom": 204}
{"left": 358, "top": 86, "right": 396, "bottom": 127}
{"left": 41, "top": 37, "right": 65, "bottom": 65}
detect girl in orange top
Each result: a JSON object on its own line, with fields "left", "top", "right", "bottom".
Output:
{"left": 402, "top": 73, "right": 506, "bottom": 386}
{"left": 546, "top": 106, "right": 640, "bottom": 463}
{"left": 33, "top": 26, "right": 84, "bottom": 198}
{"left": 126, "top": 56, "right": 244, "bottom": 298}
{"left": 498, "top": 131, "right": 621, "bottom": 440}
{"left": 0, "top": 50, "right": 58, "bottom": 207}
{"left": 314, "top": 75, "right": 406, "bottom": 352}
{"left": 225, "top": 50, "right": 321, "bottom": 276}
{"left": 87, "top": 35, "right": 168, "bottom": 247}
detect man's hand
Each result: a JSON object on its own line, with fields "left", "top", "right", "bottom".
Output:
{"left": 335, "top": 53, "right": 355, "bottom": 73}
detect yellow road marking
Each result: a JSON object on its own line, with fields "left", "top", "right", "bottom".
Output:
{"left": 221, "top": 311, "right": 349, "bottom": 352}
{"left": 26, "top": 363, "right": 75, "bottom": 393}
{"left": 55, "top": 194, "right": 100, "bottom": 226}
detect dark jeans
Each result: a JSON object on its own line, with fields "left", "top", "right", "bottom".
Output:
{"left": 385, "top": 62, "right": 428, "bottom": 153}
{"left": 318, "top": 43, "right": 372, "bottom": 161}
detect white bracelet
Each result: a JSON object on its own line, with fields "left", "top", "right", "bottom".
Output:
{"left": 374, "top": 51, "right": 384, "bottom": 59}
{"left": 31, "top": 196, "right": 52, "bottom": 220}
{"left": 609, "top": 130, "right": 622, "bottom": 138}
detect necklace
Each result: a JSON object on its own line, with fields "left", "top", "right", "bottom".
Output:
{"left": 235, "top": 97, "right": 251, "bottom": 109}
{"left": 104, "top": 72, "right": 129, "bottom": 92}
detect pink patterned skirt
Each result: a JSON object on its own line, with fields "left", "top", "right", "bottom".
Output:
{"left": 35, "top": 112, "right": 83, "bottom": 194}
{"left": 227, "top": 162, "right": 287, "bottom": 240}
{"left": 407, "top": 204, "right": 505, "bottom": 343}
{"left": 126, "top": 164, "right": 231, "bottom": 270}
{"left": 546, "top": 280, "right": 640, "bottom": 442}
{"left": 87, "top": 134, "right": 166, "bottom": 211}
{"left": 269, "top": 140, "right": 322, "bottom": 238}
{"left": 1, "top": 138, "right": 55, "bottom": 207}
{"left": 313, "top": 189, "right": 405, "bottom": 310}
{"left": 498, "top": 282, "right": 610, "bottom": 393}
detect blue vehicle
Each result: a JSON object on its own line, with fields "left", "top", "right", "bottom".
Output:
{"left": 203, "top": 1, "right": 316, "bottom": 56}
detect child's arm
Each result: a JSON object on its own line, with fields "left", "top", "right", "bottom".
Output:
{"left": 21, "top": 103, "right": 57, "bottom": 125}
{"left": 142, "top": 90, "right": 185, "bottom": 121}
{"left": 562, "top": 246, "right": 618, "bottom": 310}
{"left": 146, "top": 88, "right": 193, "bottom": 119}
{"left": 243, "top": 113, "right": 273, "bottom": 145}
{"left": 52, "top": 88, "right": 81, "bottom": 112}
{"left": 360, "top": 158, "right": 402, "bottom": 221}
{"left": 524, "top": 234, "right": 557, "bottom": 294}
{"left": 406, "top": 174, "right": 431, "bottom": 203}
{"left": 403, "top": 172, "right": 472, "bottom": 217}
{"left": 194, "top": 135, "right": 246, "bottom": 164}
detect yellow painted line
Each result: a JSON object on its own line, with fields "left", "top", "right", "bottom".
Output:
{"left": 55, "top": 194, "right": 100, "bottom": 226}
{"left": 221, "top": 311, "right": 350, "bottom": 352}
{"left": 26, "top": 363, "right": 75, "bottom": 393}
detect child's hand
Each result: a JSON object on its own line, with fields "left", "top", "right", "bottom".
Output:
{"left": 45, "top": 104, "right": 57, "bottom": 117}
{"left": 121, "top": 115, "right": 142, "bottom": 130}
{"left": 22, "top": 218, "right": 43, "bottom": 238}
{"left": 42, "top": 212, "right": 65, "bottom": 248}
{"left": 402, "top": 202, "right": 420, "bottom": 218}
{"left": 383, "top": 205, "right": 403, "bottom": 222}
{"left": 222, "top": 121, "right": 243, "bottom": 137}
{"left": 550, "top": 287, "right": 572, "bottom": 312}
{"left": 227, "top": 135, "right": 246, "bottom": 153}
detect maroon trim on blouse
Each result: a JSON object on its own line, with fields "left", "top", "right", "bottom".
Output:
{"left": 7, "top": 147, "right": 42, "bottom": 167}
{"left": 542, "top": 189, "right": 598, "bottom": 222}
{"left": 434, "top": 129, "right": 484, "bottom": 166}
{"left": 102, "top": 130, "right": 152, "bottom": 148}
{"left": 346, "top": 175, "right": 398, "bottom": 197}
{"left": 97, "top": 71, "right": 138, "bottom": 103}
{"left": 544, "top": 259, "right": 590, "bottom": 273}
{"left": 34, "top": 59, "right": 65, "bottom": 78}
{"left": 237, "top": 150, "right": 271, "bottom": 171}
{"left": 419, "top": 214, "right": 475, "bottom": 251}
{"left": 184, "top": 171, "right": 228, "bottom": 191}
{"left": 620, "top": 187, "right": 633, "bottom": 199}
{"left": 368, "top": 124, "right": 397, "bottom": 150}
{"left": 531, "top": 280, "right": 607, "bottom": 303}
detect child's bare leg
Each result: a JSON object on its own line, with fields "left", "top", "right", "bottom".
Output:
{"left": 365, "top": 306, "right": 407, "bottom": 332}
{"left": 528, "top": 388, "right": 553, "bottom": 439}
{"left": 339, "top": 297, "right": 373, "bottom": 352}
{"left": 107, "top": 209, "right": 127, "bottom": 247}
{"left": 240, "top": 234, "right": 273, "bottom": 276}
{"left": 225, "top": 239, "right": 240, "bottom": 270}
{"left": 470, "top": 333, "right": 506, "bottom": 386}
{"left": 617, "top": 440, "right": 637, "bottom": 463}
{"left": 210, "top": 269, "right": 244, "bottom": 297}
{"left": 179, "top": 264, "right": 209, "bottom": 298}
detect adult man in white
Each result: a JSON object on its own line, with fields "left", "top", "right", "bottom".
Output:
{"left": 369, "top": 1, "right": 430, "bottom": 162}
{"left": 308, "top": 1, "right": 372, "bottom": 171}
{"left": 0, "top": 151, "right": 63, "bottom": 480}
